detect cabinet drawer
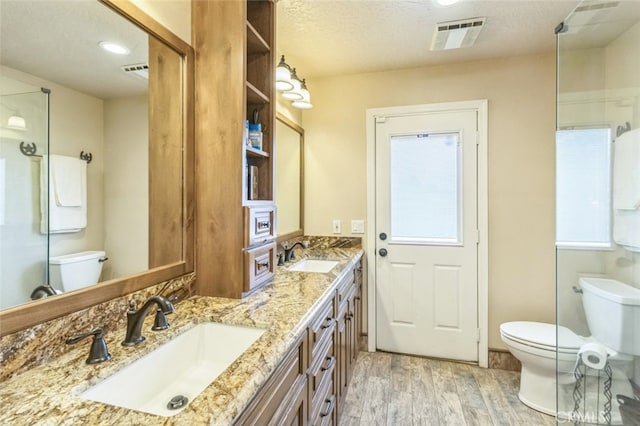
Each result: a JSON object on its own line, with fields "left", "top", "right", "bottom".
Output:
{"left": 245, "top": 205, "right": 277, "bottom": 247}
{"left": 311, "top": 377, "right": 335, "bottom": 426}
{"left": 244, "top": 241, "right": 276, "bottom": 295}
{"left": 336, "top": 270, "right": 355, "bottom": 313}
{"left": 234, "top": 334, "right": 307, "bottom": 425}
{"left": 308, "top": 297, "right": 335, "bottom": 361}
{"left": 308, "top": 338, "right": 335, "bottom": 403}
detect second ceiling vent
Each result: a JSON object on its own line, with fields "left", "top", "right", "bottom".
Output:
{"left": 430, "top": 17, "right": 486, "bottom": 51}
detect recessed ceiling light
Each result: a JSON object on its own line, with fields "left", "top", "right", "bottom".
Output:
{"left": 435, "top": 0, "right": 462, "bottom": 6}
{"left": 98, "top": 41, "right": 130, "bottom": 55}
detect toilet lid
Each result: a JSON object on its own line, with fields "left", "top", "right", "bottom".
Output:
{"left": 500, "top": 321, "right": 584, "bottom": 351}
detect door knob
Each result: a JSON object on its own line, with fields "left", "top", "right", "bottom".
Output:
{"left": 379, "top": 232, "right": 387, "bottom": 240}
{"left": 379, "top": 248, "right": 388, "bottom": 257}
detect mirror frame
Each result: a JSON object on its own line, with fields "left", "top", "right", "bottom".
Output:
{"left": 275, "top": 113, "right": 304, "bottom": 243}
{"left": 0, "top": 0, "right": 195, "bottom": 337}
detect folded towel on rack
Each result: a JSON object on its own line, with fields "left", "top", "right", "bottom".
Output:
{"left": 613, "top": 128, "right": 640, "bottom": 210}
{"left": 40, "top": 155, "right": 87, "bottom": 234}
{"left": 52, "top": 155, "right": 84, "bottom": 207}
{"left": 613, "top": 128, "right": 640, "bottom": 250}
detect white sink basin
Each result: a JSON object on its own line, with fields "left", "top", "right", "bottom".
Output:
{"left": 288, "top": 259, "right": 339, "bottom": 273}
{"left": 78, "top": 322, "right": 265, "bottom": 417}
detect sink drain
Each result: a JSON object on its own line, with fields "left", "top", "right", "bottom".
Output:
{"left": 167, "top": 395, "right": 189, "bottom": 410}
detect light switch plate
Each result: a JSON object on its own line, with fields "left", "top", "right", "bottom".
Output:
{"left": 351, "top": 220, "right": 365, "bottom": 234}
{"left": 332, "top": 219, "right": 341, "bottom": 234}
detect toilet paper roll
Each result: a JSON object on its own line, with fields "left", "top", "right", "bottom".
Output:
{"left": 579, "top": 342, "right": 609, "bottom": 370}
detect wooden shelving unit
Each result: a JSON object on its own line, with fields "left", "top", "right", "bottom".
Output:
{"left": 194, "top": 0, "right": 276, "bottom": 299}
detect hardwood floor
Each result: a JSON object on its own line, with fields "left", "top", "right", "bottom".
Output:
{"left": 339, "top": 351, "right": 556, "bottom": 426}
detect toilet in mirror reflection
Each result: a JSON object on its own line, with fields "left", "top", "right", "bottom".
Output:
{"left": 49, "top": 251, "right": 107, "bottom": 293}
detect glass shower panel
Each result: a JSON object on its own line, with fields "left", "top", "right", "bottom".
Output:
{"left": 0, "top": 82, "right": 49, "bottom": 309}
{"left": 557, "top": 1, "right": 640, "bottom": 424}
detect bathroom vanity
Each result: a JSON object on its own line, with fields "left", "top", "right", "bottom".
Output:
{"left": 0, "top": 246, "right": 363, "bottom": 425}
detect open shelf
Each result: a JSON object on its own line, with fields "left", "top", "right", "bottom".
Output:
{"left": 246, "top": 81, "right": 269, "bottom": 104}
{"left": 246, "top": 146, "right": 270, "bottom": 158}
{"left": 247, "top": 21, "right": 270, "bottom": 54}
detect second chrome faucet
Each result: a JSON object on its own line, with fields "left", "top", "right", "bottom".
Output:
{"left": 122, "top": 295, "right": 174, "bottom": 346}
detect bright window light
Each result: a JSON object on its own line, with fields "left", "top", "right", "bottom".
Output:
{"left": 556, "top": 127, "right": 612, "bottom": 248}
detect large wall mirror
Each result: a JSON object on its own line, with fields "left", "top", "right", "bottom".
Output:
{"left": 275, "top": 114, "right": 304, "bottom": 241}
{"left": 0, "top": 0, "right": 194, "bottom": 336}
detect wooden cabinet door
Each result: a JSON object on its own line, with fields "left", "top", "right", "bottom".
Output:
{"left": 336, "top": 310, "right": 348, "bottom": 410}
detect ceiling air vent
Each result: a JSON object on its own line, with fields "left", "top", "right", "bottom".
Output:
{"left": 121, "top": 63, "right": 149, "bottom": 80}
{"left": 564, "top": 2, "right": 620, "bottom": 33}
{"left": 430, "top": 17, "right": 486, "bottom": 51}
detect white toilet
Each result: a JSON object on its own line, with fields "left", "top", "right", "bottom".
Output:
{"left": 500, "top": 277, "right": 640, "bottom": 421}
{"left": 49, "top": 250, "right": 107, "bottom": 292}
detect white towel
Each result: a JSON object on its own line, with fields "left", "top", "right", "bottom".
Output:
{"left": 0, "top": 158, "right": 5, "bottom": 226}
{"left": 613, "top": 129, "right": 640, "bottom": 250}
{"left": 40, "top": 155, "right": 87, "bottom": 234}
{"left": 52, "top": 155, "right": 84, "bottom": 207}
{"left": 613, "top": 128, "right": 640, "bottom": 210}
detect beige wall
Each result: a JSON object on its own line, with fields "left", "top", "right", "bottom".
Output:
{"left": 130, "top": 0, "right": 191, "bottom": 45}
{"left": 103, "top": 96, "right": 149, "bottom": 280}
{"left": 301, "top": 53, "right": 557, "bottom": 349}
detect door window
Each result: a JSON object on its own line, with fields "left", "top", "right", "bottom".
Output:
{"left": 389, "top": 132, "right": 462, "bottom": 245}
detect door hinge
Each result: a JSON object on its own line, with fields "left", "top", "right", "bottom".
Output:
{"left": 375, "top": 116, "right": 387, "bottom": 123}
{"left": 477, "top": 328, "right": 481, "bottom": 343}
{"left": 475, "top": 229, "right": 480, "bottom": 244}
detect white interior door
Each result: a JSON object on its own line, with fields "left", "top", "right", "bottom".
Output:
{"left": 375, "top": 109, "right": 478, "bottom": 362}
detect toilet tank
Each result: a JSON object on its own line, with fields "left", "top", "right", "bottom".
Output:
{"left": 579, "top": 277, "right": 640, "bottom": 355}
{"left": 49, "top": 251, "right": 106, "bottom": 292}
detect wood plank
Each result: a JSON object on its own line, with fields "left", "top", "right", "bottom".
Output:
{"left": 342, "top": 352, "right": 372, "bottom": 418}
{"left": 341, "top": 351, "right": 554, "bottom": 426}
{"left": 338, "top": 414, "right": 360, "bottom": 426}
{"left": 410, "top": 356, "right": 440, "bottom": 426}
{"left": 491, "top": 368, "right": 555, "bottom": 425}
{"left": 386, "top": 390, "right": 413, "bottom": 426}
{"left": 193, "top": 0, "right": 246, "bottom": 298}
{"left": 390, "top": 353, "right": 412, "bottom": 393}
{"left": 452, "top": 363, "right": 491, "bottom": 410}
{"left": 360, "top": 376, "right": 390, "bottom": 426}
{"left": 148, "top": 35, "right": 183, "bottom": 267}
{"left": 431, "top": 361, "right": 468, "bottom": 426}
{"left": 461, "top": 407, "right": 494, "bottom": 426}
{"left": 469, "top": 365, "right": 520, "bottom": 426}
{"left": 369, "top": 351, "right": 392, "bottom": 378}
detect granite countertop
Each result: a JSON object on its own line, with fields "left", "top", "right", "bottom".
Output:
{"left": 0, "top": 247, "right": 363, "bottom": 426}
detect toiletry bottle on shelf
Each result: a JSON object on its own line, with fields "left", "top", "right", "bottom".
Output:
{"left": 248, "top": 123, "right": 263, "bottom": 151}
{"left": 243, "top": 120, "right": 250, "bottom": 146}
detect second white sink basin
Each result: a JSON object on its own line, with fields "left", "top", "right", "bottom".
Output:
{"left": 78, "top": 322, "right": 265, "bottom": 417}
{"left": 288, "top": 259, "right": 339, "bottom": 273}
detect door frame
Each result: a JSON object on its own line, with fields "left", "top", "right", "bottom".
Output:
{"left": 365, "top": 100, "right": 489, "bottom": 367}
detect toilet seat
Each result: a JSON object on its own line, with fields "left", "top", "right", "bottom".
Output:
{"left": 500, "top": 321, "right": 630, "bottom": 361}
{"left": 500, "top": 321, "right": 584, "bottom": 354}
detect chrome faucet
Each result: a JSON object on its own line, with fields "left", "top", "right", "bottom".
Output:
{"left": 284, "top": 240, "right": 310, "bottom": 262}
{"left": 122, "top": 295, "right": 174, "bottom": 346}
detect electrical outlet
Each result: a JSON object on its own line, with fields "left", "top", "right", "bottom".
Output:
{"left": 351, "top": 220, "right": 365, "bottom": 234}
{"left": 332, "top": 219, "right": 341, "bottom": 234}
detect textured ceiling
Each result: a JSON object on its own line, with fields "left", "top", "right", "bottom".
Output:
{"left": 3, "top": 0, "right": 637, "bottom": 99}
{"left": 0, "top": 0, "right": 148, "bottom": 99}
{"left": 277, "top": 0, "right": 584, "bottom": 78}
